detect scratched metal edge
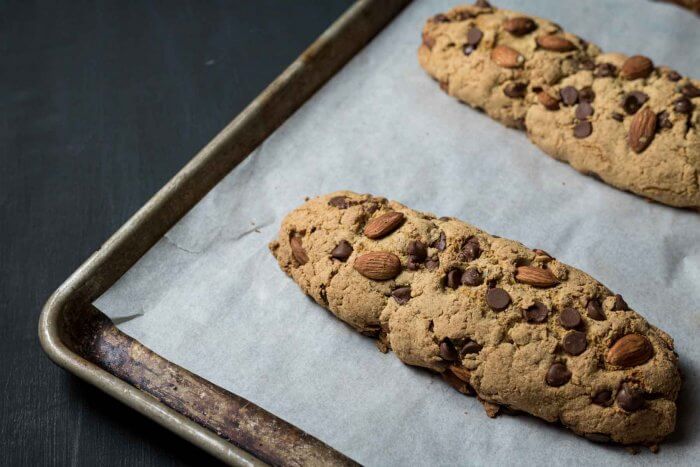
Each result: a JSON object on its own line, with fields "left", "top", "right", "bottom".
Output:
{"left": 38, "top": 0, "right": 412, "bottom": 465}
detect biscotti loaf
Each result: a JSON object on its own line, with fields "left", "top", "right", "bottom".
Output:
{"left": 270, "top": 191, "right": 681, "bottom": 445}
{"left": 418, "top": 2, "right": 700, "bottom": 209}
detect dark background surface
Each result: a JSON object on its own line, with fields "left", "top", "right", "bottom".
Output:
{"left": 0, "top": 1, "right": 353, "bottom": 465}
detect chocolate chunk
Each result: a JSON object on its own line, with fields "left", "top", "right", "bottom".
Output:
{"left": 560, "top": 307, "right": 582, "bottom": 329}
{"left": 504, "top": 82, "right": 528, "bottom": 98}
{"left": 657, "top": 111, "right": 673, "bottom": 130}
{"left": 426, "top": 256, "right": 440, "bottom": 270}
{"left": 331, "top": 240, "right": 353, "bottom": 261}
{"left": 674, "top": 97, "right": 693, "bottom": 114}
{"left": 486, "top": 287, "right": 511, "bottom": 311}
{"left": 681, "top": 83, "right": 700, "bottom": 98}
{"left": 667, "top": 70, "right": 682, "bottom": 82}
{"left": 460, "top": 340, "right": 482, "bottom": 356}
{"left": 592, "top": 389, "right": 613, "bottom": 406}
{"left": 594, "top": 62, "right": 617, "bottom": 78}
{"left": 611, "top": 294, "right": 628, "bottom": 311}
{"left": 460, "top": 236, "right": 481, "bottom": 261}
{"left": 522, "top": 301, "right": 549, "bottom": 323}
{"left": 575, "top": 102, "right": 594, "bottom": 120}
{"left": 560, "top": 86, "right": 578, "bottom": 106}
{"left": 611, "top": 112, "right": 624, "bottom": 122}
{"left": 622, "top": 91, "right": 648, "bottom": 115}
{"left": 446, "top": 269, "right": 463, "bottom": 289}
{"left": 439, "top": 339, "right": 459, "bottom": 361}
{"left": 463, "top": 44, "right": 476, "bottom": 56}
{"left": 578, "top": 86, "right": 595, "bottom": 102}
{"left": 546, "top": 363, "right": 572, "bottom": 387}
{"left": 573, "top": 121, "right": 592, "bottom": 138}
{"left": 585, "top": 433, "right": 611, "bottom": 443}
{"left": 328, "top": 196, "right": 348, "bottom": 209}
{"left": 578, "top": 59, "right": 595, "bottom": 71}
{"left": 432, "top": 232, "right": 446, "bottom": 251}
{"left": 475, "top": 0, "right": 491, "bottom": 7}
{"left": 432, "top": 13, "right": 450, "bottom": 23}
{"left": 461, "top": 268, "right": 483, "bottom": 286}
{"left": 562, "top": 331, "right": 587, "bottom": 355}
{"left": 408, "top": 240, "right": 427, "bottom": 262}
{"left": 391, "top": 286, "right": 411, "bottom": 305}
{"left": 586, "top": 299, "right": 605, "bottom": 320}
{"left": 467, "top": 27, "right": 483, "bottom": 46}
{"left": 617, "top": 384, "right": 645, "bottom": 412}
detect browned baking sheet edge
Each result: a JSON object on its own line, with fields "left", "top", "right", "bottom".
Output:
{"left": 38, "top": 1, "right": 412, "bottom": 465}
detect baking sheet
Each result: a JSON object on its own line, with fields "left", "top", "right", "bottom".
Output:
{"left": 94, "top": 0, "right": 700, "bottom": 464}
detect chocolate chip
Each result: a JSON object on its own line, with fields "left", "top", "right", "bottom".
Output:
{"left": 573, "top": 121, "right": 592, "bottom": 138}
{"left": 611, "top": 112, "right": 624, "bottom": 122}
{"left": 426, "top": 256, "right": 440, "bottom": 270}
{"left": 446, "top": 269, "right": 463, "bottom": 289}
{"left": 504, "top": 82, "right": 528, "bottom": 98}
{"left": 439, "top": 339, "right": 459, "bottom": 361}
{"left": 667, "top": 70, "right": 681, "bottom": 82}
{"left": 486, "top": 287, "right": 511, "bottom": 311}
{"left": 460, "top": 340, "right": 483, "bottom": 356}
{"left": 560, "top": 86, "right": 578, "bottom": 106}
{"left": 560, "top": 307, "right": 582, "bottom": 329}
{"left": 657, "top": 111, "right": 673, "bottom": 130}
{"left": 522, "top": 301, "right": 549, "bottom": 323}
{"left": 617, "top": 384, "right": 645, "bottom": 412}
{"left": 674, "top": 97, "right": 693, "bottom": 114}
{"left": 459, "top": 236, "right": 481, "bottom": 262}
{"left": 463, "top": 44, "right": 476, "bottom": 56}
{"left": 578, "top": 59, "right": 595, "bottom": 71}
{"left": 467, "top": 27, "right": 483, "bottom": 47}
{"left": 408, "top": 240, "right": 427, "bottom": 262}
{"left": 681, "top": 83, "right": 700, "bottom": 98}
{"left": 331, "top": 240, "right": 353, "bottom": 261}
{"left": 578, "top": 86, "right": 595, "bottom": 102}
{"left": 328, "top": 196, "right": 348, "bottom": 209}
{"left": 475, "top": 0, "right": 491, "bottom": 7}
{"left": 586, "top": 299, "right": 605, "bottom": 320}
{"left": 461, "top": 268, "right": 483, "bottom": 286}
{"left": 391, "top": 286, "right": 411, "bottom": 305}
{"left": 575, "top": 102, "right": 594, "bottom": 120}
{"left": 622, "top": 91, "right": 648, "bottom": 115}
{"left": 432, "top": 232, "right": 446, "bottom": 251}
{"left": 584, "top": 433, "right": 611, "bottom": 443}
{"left": 611, "top": 294, "right": 628, "bottom": 311}
{"left": 562, "top": 331, "right": 587, "bottom": 355}
{"left": 546, "top": 363, "right": 572, "bottom": 387}
{"left": 594, "top": 63, "right": 617, "bottom": 78}
{"left": 432, "top": 13, "right": 450, "bottom": 23}
{"left": 592, "top": 389, "right": 613, "bottom": 406}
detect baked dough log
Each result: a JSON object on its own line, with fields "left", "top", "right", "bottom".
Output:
{"left": 418, "top": 2, "right": 700, "bottom": 209}
{"left": 269, "top": 191, "right": 681, "bottom": 445}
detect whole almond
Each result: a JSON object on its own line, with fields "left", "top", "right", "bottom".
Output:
{"left": 449, "top": 365, "right": 471, "bottom": 382}
{"left": 503, "top": 17, "right": 538, "bottom": 36}
{"left": 364, "top": 211, "right": 405, "bottom": 239}
{"left": 537, "top": 91, "right": 560, "bottom": 111}
{"left": 536, "top": 35, "right": 576, "bottom": 52}
{"left": 289, "top": 236, "right": 308, "bottom": 265}
{"left": 515, "top": 266, "right": 559, "bottom": 287}
{"left": 354, "top": 252, "right": 402, "bottom": 280}
{"left": 620, "top": 55, "right": 654, "bottom": 80}
{"left": 491, "top": 45, "right": 524, "bottom": 68}
{"left": 607, "top": 334, "right": 654, "bottom": 368}
{"left": 628, "top": 107, "right": 657, "bottom": 153}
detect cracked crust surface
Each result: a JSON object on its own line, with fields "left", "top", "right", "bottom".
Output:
{"left": 418, "top": 3, "right": 700, "bottom": 209}
{"left": 270, "top": 191, "right": 681, "bottom": 445}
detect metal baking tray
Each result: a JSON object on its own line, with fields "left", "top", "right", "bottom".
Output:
{"left": 38, "top": 1, "right": 410, "bottom": 465}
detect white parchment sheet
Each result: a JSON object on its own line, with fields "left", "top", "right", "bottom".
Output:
{"left": 95, "top": 0, "right": 700, "bottom": 465}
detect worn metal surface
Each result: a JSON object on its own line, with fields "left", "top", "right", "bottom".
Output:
{"left": 39, "top": 0, "right": 411, "bottom": 464}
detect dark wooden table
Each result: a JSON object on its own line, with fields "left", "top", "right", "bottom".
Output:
{"left": 0, "top": 1, "right": 352, "bottom": 464}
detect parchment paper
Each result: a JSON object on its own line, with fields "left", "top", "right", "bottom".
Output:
{"left": 94, "top": 1, "right": 700, "bottom": 464}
